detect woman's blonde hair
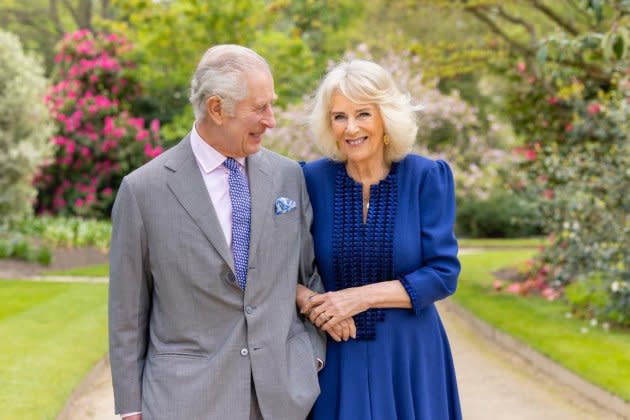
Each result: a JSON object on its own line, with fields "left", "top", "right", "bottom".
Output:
{"left": 309, "top": 60, "right": 418, "bottom": 162}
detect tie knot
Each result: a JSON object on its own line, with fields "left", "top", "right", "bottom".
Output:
{"left": 223, "top": 157, "right": 240, "bottom": 172}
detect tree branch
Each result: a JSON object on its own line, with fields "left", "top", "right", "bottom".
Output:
{"left": 466, "top": 7, "right": 536, "bottom": 56}
{"left": 496, "top": 5, "right": 538, "bottom": 47}
{"left": 48, "top": 0, "right": 66, "bottom": 36}
{"left": 61, "top": 0, "right": 82, "bottom": 28}
{"left": 529, "top": 0, "right": 579, "bottom": 36}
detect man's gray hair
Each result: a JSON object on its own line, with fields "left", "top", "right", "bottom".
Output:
{"left": 190, "top": 45, "right": 271, "bottom": 121}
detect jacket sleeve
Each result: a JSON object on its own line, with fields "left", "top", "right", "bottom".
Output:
{"left": 296, "top": 167, "right": 327, "bottom": 363}
{"left": 108, "top": 178, "right": 152, "bottom": 414}
{"left": 399, "top": 160, "right": 461, "bottom": 315}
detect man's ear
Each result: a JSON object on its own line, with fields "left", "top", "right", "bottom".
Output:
{"left": 206, "top": 96, "right": 224, "bottom": 125}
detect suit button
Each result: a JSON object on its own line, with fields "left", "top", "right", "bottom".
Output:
{"left": 240, "top": 348, "right": 249, "bottom": 357}
{"left": 245, "top": 305, "right": 254, "bottom": 314}
{"left": 227, "top": 272, "right": 236, "bottom": 283}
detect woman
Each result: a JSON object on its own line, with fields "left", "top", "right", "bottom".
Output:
{"left": 297, "top": 60, "right": 462, "bottom": 420}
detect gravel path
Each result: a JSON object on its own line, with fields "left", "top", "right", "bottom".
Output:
{"left": 55, "top": 299, "right": 628, "bottom": 419}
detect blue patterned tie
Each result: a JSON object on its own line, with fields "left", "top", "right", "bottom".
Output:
{"left": 224, "top": 158, "right": 251, "bottom": 289}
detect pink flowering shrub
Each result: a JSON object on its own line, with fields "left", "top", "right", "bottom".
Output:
{"left": 500, "top": 31, "right": 630, "bottom": 325}
{"left": 35, "top": 30, "right": 162, "bottom": 217}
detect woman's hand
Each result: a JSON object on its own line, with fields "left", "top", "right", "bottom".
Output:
{"left": 301, "top": 288, "right": 369, "bottom": 330}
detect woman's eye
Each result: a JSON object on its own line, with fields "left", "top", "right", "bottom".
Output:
{"left": 358, "top": 112, "right": 371, "bottom": 118}
{"left": 333, "top": 114, "right": 346, "bottom": 121}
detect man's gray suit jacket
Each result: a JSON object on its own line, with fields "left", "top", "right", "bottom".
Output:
{"left": 108, "top": 135, "right": 326, "bottom": 419}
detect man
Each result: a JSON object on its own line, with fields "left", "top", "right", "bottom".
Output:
{"left": 109, "top": 45, "right": 325, "bottom": 420}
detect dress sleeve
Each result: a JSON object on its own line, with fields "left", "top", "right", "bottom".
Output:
{"left": 399, "top": 160, "right": 460, "bottom": 315}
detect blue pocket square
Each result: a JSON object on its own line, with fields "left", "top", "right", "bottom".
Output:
{"left": 275, "top": 197, "right": 297, "bottom": 215}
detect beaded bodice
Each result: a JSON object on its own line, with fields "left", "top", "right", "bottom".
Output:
{"left": 332, "top": 163, "right": 398, "bottom": 340}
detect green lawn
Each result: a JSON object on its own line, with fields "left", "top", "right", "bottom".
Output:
{"left": 458, "top": 237, "right": 545, "bottom": 248}
{"left": 456, "top": 250, "right": 630, "bottom": 402}
{"left": 44, "top": 263, "right": 109, "bottom": 277}
{"left": 0, "top": 280, "right": 108, "bottom": 419}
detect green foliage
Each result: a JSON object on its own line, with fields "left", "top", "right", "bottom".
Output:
{"left": 564, "top": 273, "right": 610, "bottom": 319}
{"left": 11, "top": 216, "right": 111, "bottom": 251}
{"left": 456, "top": 191, "right": 544, "bottom": 238}
{"left": 0, "top": 232, "right": 52, "bottom": 264}
{"left": 0, "top": 30, "right": 54, "bottom": 223}
{"left": 0, "top": 0, "right": 114, "bottom": 73}
{"left": 102, "top": 0, "right": 363, "bottom": 144}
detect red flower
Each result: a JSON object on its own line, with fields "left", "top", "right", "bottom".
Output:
{"left": 587, "top": 102, "right": 601, "bottom": 115}
{"left": 548, "top": 96, "right": 558, "bottom": 105}
{"left": 525, "top": 149, "right": 537, "bottom": 161}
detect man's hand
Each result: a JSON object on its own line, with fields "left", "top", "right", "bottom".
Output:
{"left": 325, "top": 317, "right": 357, "bottom": 342}
{"left": 296, "top": 284, "right": 317, "bottom": 313}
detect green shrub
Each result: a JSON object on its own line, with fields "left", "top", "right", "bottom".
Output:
{"left": 11, "top": 216, "right": 111, "bottom": 250}
{"left": 456, "top": 191, "right": 544, "bottom": 238}
{"left": 0, "top": 233, "right": 53, "bottom": 265}
{"left": 0, "top": 30, "right": 53, "bottom": 223}
{"left": 564, "top": 273, "right": 610, "bottom": 319}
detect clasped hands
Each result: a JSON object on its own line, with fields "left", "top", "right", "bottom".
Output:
{"left": 297, "top": 285, "right": 368, "bottom": 342}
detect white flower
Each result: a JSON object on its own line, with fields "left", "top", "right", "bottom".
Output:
{"left": 565, "top": 312, "right": 573, "bottom": 319}
{"left": 580, "top": 327, "right": 589, "bottom": 334}
{"left": 611, "top": 281, "right": 620, "bottom": 293}
{"left": 602, "top": 322, "right": 610, "bottom": 331}
{"left": 590, "top": 319, "right": 598, "bottom": 327}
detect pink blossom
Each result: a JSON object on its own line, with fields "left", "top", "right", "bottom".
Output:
{"left": 135, "top": 130, "right": 149, "bottom": 141}
{"left": 548, "top": 96, "right": 558, "bottom": 105}
{"left": 111, "top": 127, "right": 125, "bottom": 139}
{"left": 565, "top": 123, "right": 573, "bottom": 133}
{"left": 506, "top": 283, "right": 522, "bottom": 294}
{"left": 54, "top": 136, "right": 67, "bottom": 146}
{"left": 75, "top": 198, "right": 85, "bottom": 208}
{"left": 53, "top": 197, "right": 67, "bottom": 209}
{"left": 150, "top": 119, "right": 160, "bottom": 133}
{"left": 80, "top": 146, "right": 91, "bottom": 157}
{"left": 541, "top": 287, "right": 561, "bottom": 301}
{"left": 543, "top": 189, "right": 554, "bottom": 200}
{"left": 102, "top": 187, "right": 113, "bottom": 197}
{"left": 525, "top": 149, "right": 537, "bottom": 161}
{"left": 144, "top": 143, "right": 163, "bottom": 158}
{"left": 516, "top": 62, "right": 526, "bottom": 73}
{"left": 103, "top": 117, "right": 115, "bottom": 135}
{"left": 587, "top": 102, "right": 601, "bottom": 115}
{"left": 493, "top": 280, "right": 503, "bottom": 291}
{"left": 65, "top": 141, "right": 76, "bottom": 154}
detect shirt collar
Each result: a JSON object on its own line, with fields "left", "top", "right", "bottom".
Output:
{"left": 190, "top": 123, "right": 246, "bottom": 173}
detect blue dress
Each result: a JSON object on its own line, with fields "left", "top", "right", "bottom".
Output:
{"left": 303, "top": 155, "right": 462, "bottom": 420}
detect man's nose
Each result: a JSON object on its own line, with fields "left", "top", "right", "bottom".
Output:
{"left": 263, "top": 107, "right": 276, "bottom": 129}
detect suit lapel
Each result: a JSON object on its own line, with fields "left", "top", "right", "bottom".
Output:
{"left": 165, "top": 136, "right": 234, "bottom": 272}
{"left": 247, "top": 150, "right": 273, "bottom": 265}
